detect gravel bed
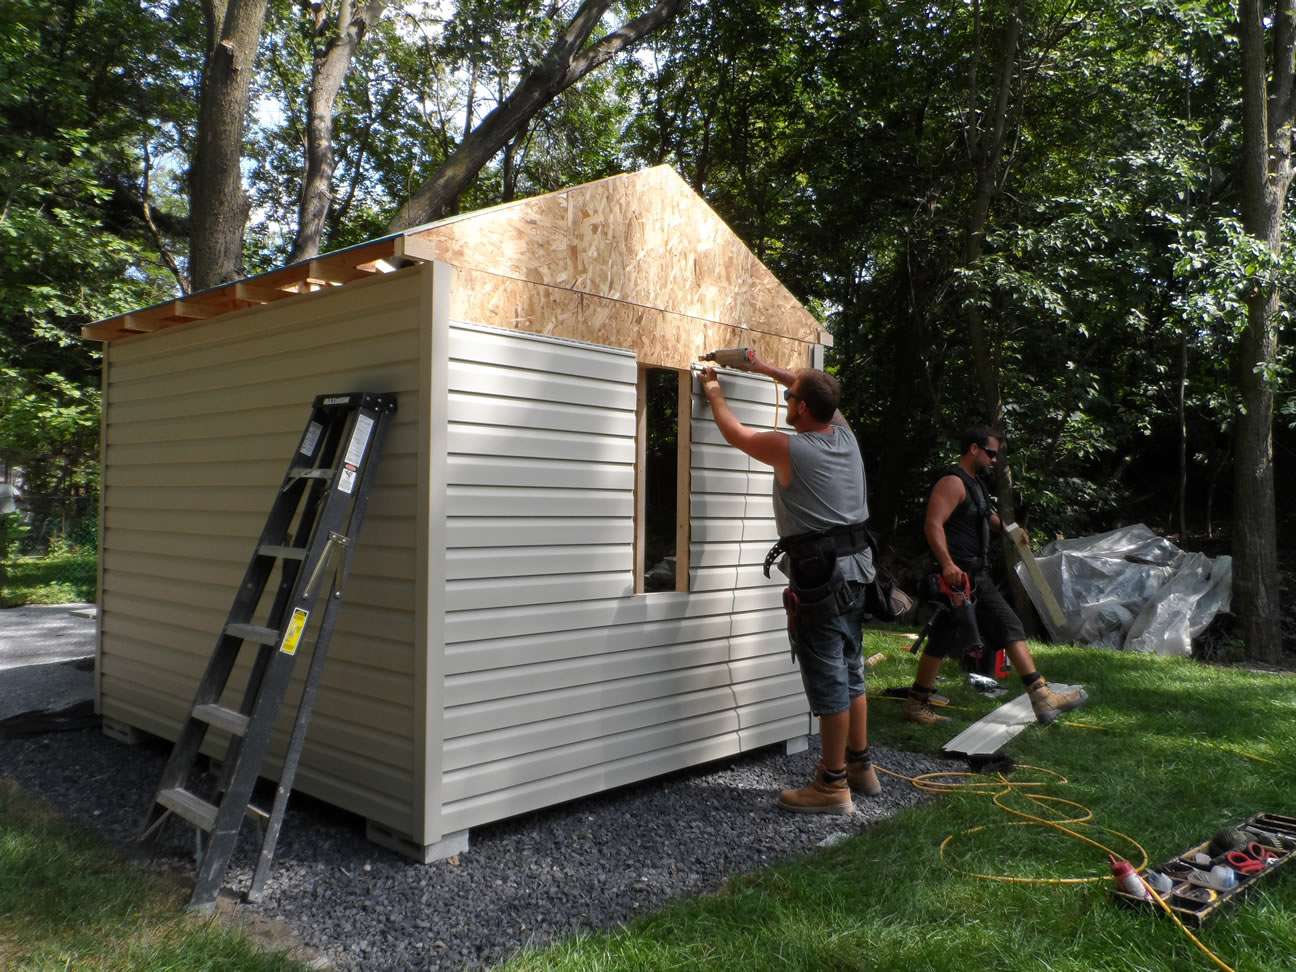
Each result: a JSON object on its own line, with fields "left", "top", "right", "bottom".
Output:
{"left": 2, "top": 725, "right": 963, "bottom": 970}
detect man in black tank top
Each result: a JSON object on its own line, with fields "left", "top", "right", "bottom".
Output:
{"left": 905, "top": 425, "right": 1088, "bottom": 726}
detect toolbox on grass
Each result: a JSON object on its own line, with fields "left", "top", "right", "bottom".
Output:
{"left": 1112, "top": 812, "right": 1296, "bottom": 927}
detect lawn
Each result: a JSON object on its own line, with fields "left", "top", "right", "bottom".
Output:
{"left": 0, "top": 548, "right": 97, "bottom": 606}
{"left": 0, "top": 781, "right": 312, "bottom": 971}
{"left": 502, "top": 637, "right": 1296, "bottom": 972}
{"left": 2, "top": 637, "right": 1294, "bottom": 971}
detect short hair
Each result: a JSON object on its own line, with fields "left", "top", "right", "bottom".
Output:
{"left": 960, "top": 424, "right": 1002, "bottom": 454}
{"left": 794, "top": 369, "right": 840, "bottom": 423}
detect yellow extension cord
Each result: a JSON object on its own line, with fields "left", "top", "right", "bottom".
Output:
{"left": 873, "top": 760, "right": 1237, "bottom": 971}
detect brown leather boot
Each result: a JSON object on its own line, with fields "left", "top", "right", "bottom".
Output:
{"left": 1028, "top": 678, "right": 1089, "bottom": 725}
{"left": 777, "top": 763, "right": 854, "bottom": 814}
{"left": 904, "top": 691, "right": 951, "bottom": 725}
{"left": 846, "top": 749, "right": 882, "bottom": 797}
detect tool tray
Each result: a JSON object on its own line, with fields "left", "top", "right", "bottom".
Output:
{"left": 1112, "top": 812, "right": 1296, "bottom": 927}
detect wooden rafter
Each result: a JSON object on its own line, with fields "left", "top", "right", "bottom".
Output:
{"left": 82, "top": 235, "right": 429, "bottom": 343}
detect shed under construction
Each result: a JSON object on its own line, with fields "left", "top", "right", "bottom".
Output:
{"left": 84, "top": 165, "right": 832, "bottom": 860}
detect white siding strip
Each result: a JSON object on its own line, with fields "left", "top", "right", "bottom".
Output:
{"left": 447, "top": 424, "right": 636, "bottom": 464}
{"left": 447, "top": 360, "right": 637, "bottom": 411}
{"left": 446, "top": 455, "right": 631, "bottom": 490}
{"left": 445, "top": 572, "right": 633, "bottom": 610}
{"left": 446, "top": 518, "right": 632, "bottom": 548}
{"left": 445, "top": 544, "right": 629, "bottom": 580}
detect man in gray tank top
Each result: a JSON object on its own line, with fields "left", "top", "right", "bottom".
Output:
{"left": 700, "top": 355, "right": 880, "bottom": 814}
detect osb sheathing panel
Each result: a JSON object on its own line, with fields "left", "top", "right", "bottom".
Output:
{"left": 448, "top": 266, "right": 815, "bottom": 373}
{"left": 409, "top": 166, "right": 826, "bottom": 351}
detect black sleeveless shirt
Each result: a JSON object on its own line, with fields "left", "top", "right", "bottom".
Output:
{"left": 936, "top": 466, "right": 991, "bottom": 569}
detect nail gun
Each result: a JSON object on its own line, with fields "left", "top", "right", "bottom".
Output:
{"left": 698, "top": 346, "right": 756, "bottom": 368}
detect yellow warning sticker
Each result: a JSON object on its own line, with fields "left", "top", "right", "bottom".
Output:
{"left": 279, "top": 608, "right": 309, "bottom": 656}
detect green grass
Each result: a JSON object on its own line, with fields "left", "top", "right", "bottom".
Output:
{"left": 501, "top": 637, "right": 1296, "bottom": 972}
{"left": 0, "top": 549, "right": 97, "bottom": 606}
{"left": 4, "top": 638, "right": 1294, "bottom": 970}
{"left": 0, "top": 782, "right": 310, "bottom": 971}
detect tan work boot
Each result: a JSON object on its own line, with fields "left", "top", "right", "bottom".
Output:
{"left": 777, "top": 763, "right": 854, "bottom": 815}
{"left": 1028, "top": 678, "right": 1089, "bottom": 725}
{"left": 846, "top": 751, "right": 882, "bottom": 797}
{"left": 904, "top": 692, "right": 951, "bottom": 725}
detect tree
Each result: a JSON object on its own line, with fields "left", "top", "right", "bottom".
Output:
{"left": 387, "top": 0, "right": 687, "bottom": 230}
{"left": 289, "top": 0, "right": 388, "bottom": 263}
{"left": 190, "top": 0, "right": 272, "bottom": 290}
{"left": 1, "top": 0, "right": 196, "bottom": 506}
{"left": 1233, "top": 0, "right": 1290, "bottom": 662}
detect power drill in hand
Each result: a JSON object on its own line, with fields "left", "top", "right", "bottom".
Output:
{"left": 699, "top": 347, "right": 756, "bottom": 368}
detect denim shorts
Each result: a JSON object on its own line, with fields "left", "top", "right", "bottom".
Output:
{"left": 789, "top": 595, "right": 866, "bottom": 717}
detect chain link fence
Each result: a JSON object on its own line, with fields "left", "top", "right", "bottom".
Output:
{"left": 0, "top": 492, "right": 98, "bottom": 606}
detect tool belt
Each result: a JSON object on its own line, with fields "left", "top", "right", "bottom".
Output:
{"left": 765, "top": 522, "right": 871, "bottom": 629}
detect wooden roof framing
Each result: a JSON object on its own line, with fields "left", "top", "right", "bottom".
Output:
{"left": 83, "top": 167, "right": 830, "bottom": 358}
{"left": 82, "top": 235, "right": 436, "bottom": 343}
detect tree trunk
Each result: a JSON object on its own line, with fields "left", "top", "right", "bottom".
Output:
{"left": 1233, "top": 0, "right": 1290, "bottom": 663}
{"left": 387, "top": 0, "right": 686, "bottom": 230}
{"left": 190, "top": 0, "right": 270, "bottom": 291}
{"left": 960, "top": 0, "right": 1022, "bottom": 521}
{"left": 289, "top": 0, "right": 387, "bottom": 264}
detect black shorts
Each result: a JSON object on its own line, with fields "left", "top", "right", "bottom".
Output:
{"left": 926, "top": 569, "right": 1026, "bottom": 659}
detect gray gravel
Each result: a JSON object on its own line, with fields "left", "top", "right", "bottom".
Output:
{"left": 2, "top": 604, "right": 967, "bottom": 969}
{"left": 1, "top": 723, "right": 963, "bottom": 970}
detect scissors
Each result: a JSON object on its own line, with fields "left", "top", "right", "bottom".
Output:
{"left": 1224, "top": 842, "right": 1275, "bottom": 874}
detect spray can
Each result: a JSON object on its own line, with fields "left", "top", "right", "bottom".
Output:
{"left": 1108, "top": 854, "right": 1148, "bottom": 899}
{"left": 699, "top": 347, "right": 756, "bottom": 368}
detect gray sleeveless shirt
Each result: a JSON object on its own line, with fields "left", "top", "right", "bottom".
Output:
{"left": 771, "top": 419, "right": 876, "bottom": 584}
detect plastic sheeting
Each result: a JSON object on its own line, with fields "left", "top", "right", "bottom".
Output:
{"left": 1013, "top": 524, "right": 1232, "bottom": 656}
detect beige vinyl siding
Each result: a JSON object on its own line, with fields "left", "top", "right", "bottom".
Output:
{"left": 98, "top": 268, "right": 426, "bottom": 835}
{"left": 437, "top": 339, "right": 806, "bottom": 833}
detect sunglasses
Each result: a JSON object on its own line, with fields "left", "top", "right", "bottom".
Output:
{"left": 783, "top": 389, "right": 802, "bottom": 402}
{"left": 980, "top": 446, "right": 998, "bottom": 459}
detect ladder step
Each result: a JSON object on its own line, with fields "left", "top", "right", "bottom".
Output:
{"left": 158, "top": 787, "right": 218, "bottom": 832}
{"left": 289, "top": 468, "right": 334, "bottom": 480}
{"left": 192, "top": 703, "right": 250, "bottom": 737}
{"left": 224, "top": 622, "right": 280, "bottom": 645}
{"left": 257, "top": 543, "right": 308, "bottom": 560}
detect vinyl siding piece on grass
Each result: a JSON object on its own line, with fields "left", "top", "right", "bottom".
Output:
{"left": 98, "top": 269, "right": 426, "bottom": 834}
{"left": 437, "top": 351, "right": 804, "bottom": 834}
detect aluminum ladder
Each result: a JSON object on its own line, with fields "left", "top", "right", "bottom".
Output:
{"left": 139, "top": 391, "right": 397, "bottom": 910}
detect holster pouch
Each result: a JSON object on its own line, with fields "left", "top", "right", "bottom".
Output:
{"left": 782, "top": 587, "right": 799, "bottom": 662}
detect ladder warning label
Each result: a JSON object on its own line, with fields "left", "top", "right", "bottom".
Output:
{"left": 279, "top": 608, "right": 309, "bottom": 656}
{"left": 338, "top": 466, "right": 357, "bottom": 494}
{"left": 344, "top": 415, "right": 374, "bottom": 467}
{"left": 299, "top": 422, "right": 323, "bottom": 458}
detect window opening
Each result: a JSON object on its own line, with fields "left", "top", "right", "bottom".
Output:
{"left": 637, "top": 367, "right": 690, "bottom": 593}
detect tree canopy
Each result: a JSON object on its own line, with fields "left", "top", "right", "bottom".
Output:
{"left": 2, "top": 0, "right": 1292, "bottom": 659}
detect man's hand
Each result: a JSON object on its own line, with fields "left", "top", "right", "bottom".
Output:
{"left": 941, "top": 562, "right": 967, "bottom": 590}
{"left": 700, "top": 366, "right": 721, "bottom": 400}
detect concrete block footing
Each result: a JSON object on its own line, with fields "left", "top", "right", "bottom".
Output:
{"left": 365, "top": 820, "right": 469, "bottom": 863}
{"left": 783, "top": 734, "right": 810, "bottom": 755}
{"left": 101, "top": 716, "right": 144, "bottom": 745}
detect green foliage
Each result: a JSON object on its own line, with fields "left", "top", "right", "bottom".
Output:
{"left": 0, "top": 782, "right": 310, "bottom": 970}
{"left": 500, "top": 643, "right": 1296, "bottom": 972}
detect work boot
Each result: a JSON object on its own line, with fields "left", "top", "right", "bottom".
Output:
{"left": 777, "top": 763, "right": 854, "bottom": 815}
{"left": 904, "top": 691, "right": 951, "bottom": 725}
{"left": 1028, "top": 678, "right": 1089, "bottom": 725}
{"left": 846, "top": 748, "right": 882, "bottom": 797}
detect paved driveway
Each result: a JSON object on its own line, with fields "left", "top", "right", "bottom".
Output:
{"left": 0, "top": 603, "right": 96, "bottom": 721}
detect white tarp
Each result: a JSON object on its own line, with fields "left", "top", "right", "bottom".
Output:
{"left": 1013, "top": 523, "right": 1232, "bottom": 656}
